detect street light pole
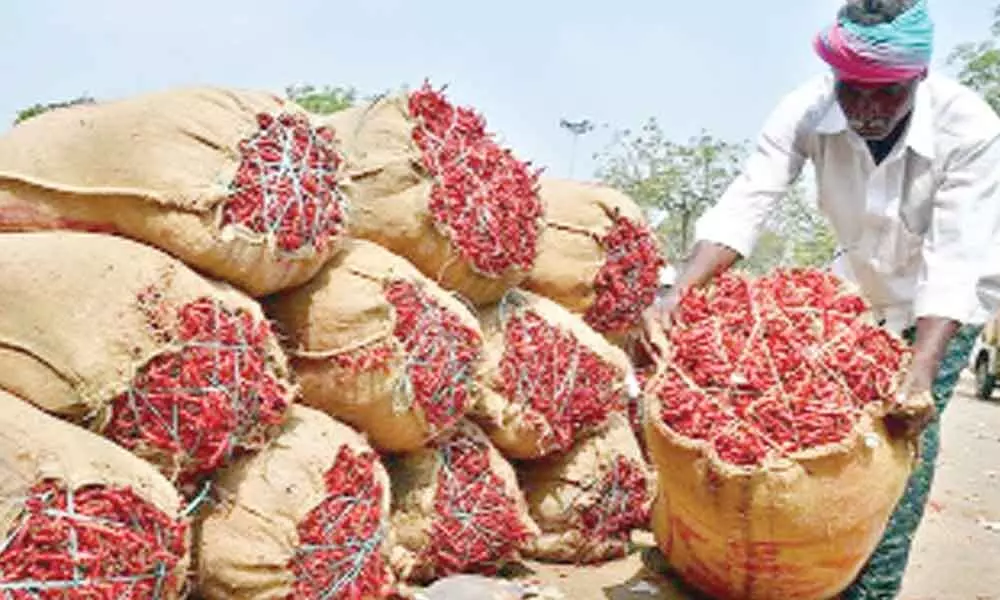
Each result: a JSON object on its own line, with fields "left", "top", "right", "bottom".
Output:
{"left": 560, "top": 118, "right": 594, "bottom": 178}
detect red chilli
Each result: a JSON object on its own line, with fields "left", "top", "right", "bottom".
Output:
{"left": 220, "top": 112, "right": 349, "bottom": 255}
{"left": 578, "top": 456, "right": 651, "bottom": 558}
{"left": 421, "top": 432, "right": 532, "bottom": 577}
{"left": 654, "top": 268, "right": 908, "bottom": 467}
{"left": 105, "top": 295, "right": 291, "bottom": 489}
{"left": 0, "top": 480, "right": 188, "bottom": 599}
{"left": 499, "top": 311, "right": 623, "bottom": 454}
{"left": 289, "top": 447, "right": 390, "bottom": 600}
{"left": 408, "top": 83, "right": 544, "bottom": 278}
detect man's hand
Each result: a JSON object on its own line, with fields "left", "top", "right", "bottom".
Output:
{"left": 885, "top": 316, "right": 960, "bottom": 439}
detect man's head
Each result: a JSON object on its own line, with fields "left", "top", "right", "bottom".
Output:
{"left": 815, "top": 0, "right": 934, "bottom": 140}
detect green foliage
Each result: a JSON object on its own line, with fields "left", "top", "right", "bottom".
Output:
{"left": 14, "top": 96, "right": 96, "bottom": 126}
{"left": 948, "top": 5, "right": 1000, "bottom": 113}
{"left": 594, "top": 120, "right": 837, "bottom": 273}
{"left": 285, "top": 84, "right": 358, "bottom": 114}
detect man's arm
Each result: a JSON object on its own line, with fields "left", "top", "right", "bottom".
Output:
{"left": 908, "top": 107, "right": 1000, "bottom": 393}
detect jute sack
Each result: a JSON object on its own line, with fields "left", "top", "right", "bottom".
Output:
{"left": 472, "top": 289, "right": 632, "bottom": 459}
{"left": 196, "top": 405, "right": 394, "bottom": 600}
{"left": 643, "top": 268, "right": 920, "bottom": 600}
{"left": 520, "top": 413, "right": 655, "bottom": 564}
{"left": 319, "top": 84, "right": 544, "bottom": 305}
{"left": 386, "top": 420, "right": 540, "bottom": 584}
{"left": 523, "top": 178, "right": 664, "bottom": 338}
{"left": 0, "top": 232, "right": 295, "bottom": 489}
{"left": 0, "top": 86, "right": 350, "bottom": 296}
{"left": 0, "top": 389, "right": 190, "bottom": 598}
{"left": 267, "top": 239, "right": 484, "bottom": 453}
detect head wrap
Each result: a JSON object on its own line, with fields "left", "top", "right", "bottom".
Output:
{"left": 814, "top": 0, "right": 934, "bottom": 83}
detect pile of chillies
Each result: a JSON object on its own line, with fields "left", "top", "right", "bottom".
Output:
{"left": 577, "top": 456, "right": 651, "bottom": 556}
{"left": 584, "top": 214, "right": 665, "bottom": 335}
{"left": 0, "top": 480, "right": 189, "bottom": 599}
{"left": 421, "top": 432, "right": 532, "bottom": 577}
{"left": 408, "top": 83, "right": 544, "bottom": 278}
{"left": 106, "top": 295, "right": 291, "bottom": 489}
{"left": 221, "top": 112, "right": 349, "bottom": 255}
{"left": 290, "top": 447, "right": 390, "bottom": 600}
{"left": 498, "top": 311, "right": 623, "bottom": 454}
{"left": 653, "top": 268, "right": 908, "bottom": 467}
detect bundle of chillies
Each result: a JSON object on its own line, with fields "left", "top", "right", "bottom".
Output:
{"left": 0, "top": 480, "right": 189, "bottom": 599}
{"left": 106, "top": 295, "right": 291, "bottom": 491}
{"left": 409, "top": 84, "right": 544, "bottom": 281}
{"left": 221, "top": 112, "right": 349, "bottom": 256}
{"left": 648, "top": 268, "right": 909, "bottom": 467}
{"left": 289, "top": 446, "right": 391, "bottom": 599}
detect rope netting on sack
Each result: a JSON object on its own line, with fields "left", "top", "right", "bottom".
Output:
{"left": 289, "top": 446, "right": 390, "bottom": 600}
{"left": 648, "top": 268, "right": 909, "bottom": 467}
{"left": 332, "top": 279, "right": 482, "bottom": 438}
{"left": 104, "top": 290, "right": 292, "bottom": 489}
{"left": 409, "top": 84, "right": 544, "bottom": 280}
{"left": 582, "top": 214, "right": 664, "bottom": 335}
{"left": 578, "top": 456, "right": 651, "bottom": 543}
{"left": 419, "top": 429, "right": 534, "bottom": 579}
{"left": 219, "top": 112, "right": 349, "bottom": 256}
{"left": 494, "top": 295, "right": 625, "bottom": 457}
{"left": 0, "top": 480, "right": 189, "bottom": 599}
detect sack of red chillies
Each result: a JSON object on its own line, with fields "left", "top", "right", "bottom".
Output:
{"left": 0, "top": 389, "right": 191, "bottom": 598}
{"left": 0, "top": 232, "right": 295, "bottom": 494}
{"left": 519, "top": 413, "right": 655, "bottom": 564}
{"left": 195, "top": 405, "right": 394, "bottom": 600}
{"left": 319, "top": 82, "right": 544, "bottom": 306}
{"left": 524, "top": 178, "right": 665, "bottom": 340}
{"left": 472, "top": 289, "right": 632, "bottom": 459}
{"left": 385, "top": 420, "right": 540, "bottom": 584}
{"left": 266, "top": 239, "right": 483, "bottom": 453}
{"left": 643, "top": 268, "right": 921, "bottom": 600}
{"left": 0, "top": 86, "right": 350, "bottom": 296}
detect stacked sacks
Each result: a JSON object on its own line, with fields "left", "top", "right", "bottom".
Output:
{"left": 0, "top": 389, "right": 191, "bottom": 598}
{"left": 525, "top": 178, "right": 665, "bottom": 340}
{"left": 643, "top": 268, "right": 921, "bottom": 599}
{"left": 0, "top": 232, "right": 295, "bottom": 492}
{"left": 321, "top": 83, "right": 545, "bottom": 305}
{"left": 196, "top": 405, "right": 394, "bottom": 600}
{"left": 266, "top": 239, "right": 484, "bottom": 453}
{"left": 0, "top": 87, "right": 350, "bottom": 296}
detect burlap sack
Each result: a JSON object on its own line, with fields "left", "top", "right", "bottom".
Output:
{"left": 472, "top": 289, "right": 632, "bottom": 459}
{"left": 386, "top": 420, "right": 540, "bottom": 584}
{"left": 642, "top": 268, "right": 920, "bottom": 600}
{"left": 524, "top": 178, "right": 664, "bottom": 338}
{"left": 267, "top": 239, "right": 484, "bottom": 453}
{"left": 0, "top": 87, "right": 350, "bottom": 296}
{"left": 0, "top": 389, "right": 190, "bottom": 598}
{"left": 0, "top": 231, "right": 295, "bottom": 487}
{"left": 519, "top": 413, "right": 655, "bottom": 564}
{"left": 196, "top": 405, "right": 394, "bottom": 600}
{"left": 319, "top": 85, "right": 544, "bottom": 305}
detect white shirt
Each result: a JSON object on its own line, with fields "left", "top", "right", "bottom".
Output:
{"left": 695, "top": 72, "right": 1000, "bottom": 333}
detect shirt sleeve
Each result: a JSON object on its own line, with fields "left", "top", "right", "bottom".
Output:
{"left": 915, "top": 125, "right": 1000, "bottom": 324}
{"left": 693, "top": 91, "right": 810, "bottom": 257}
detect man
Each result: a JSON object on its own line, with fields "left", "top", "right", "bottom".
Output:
{"left": 647, "top": 0, "right": 1000, "bottom": 597}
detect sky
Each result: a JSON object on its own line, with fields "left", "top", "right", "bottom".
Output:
{"left": 1, "top": 0, "right": 996, "bottom": 179}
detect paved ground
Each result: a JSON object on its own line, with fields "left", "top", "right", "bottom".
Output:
{"left": 520, "top": 372, "right": 1000, "bottom": 600}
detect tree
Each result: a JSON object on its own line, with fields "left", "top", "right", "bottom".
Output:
{"left": 594, "top": 119, "right": 745, "bottom": 260}
{"left": 285, "top": 84, "right": 358, "bottom": 114}
{"left": 14, "top": 95, "right": 96, "bottom": 126}
{"left": 948, "top": 4, "right": 1000, "bottom": 113}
